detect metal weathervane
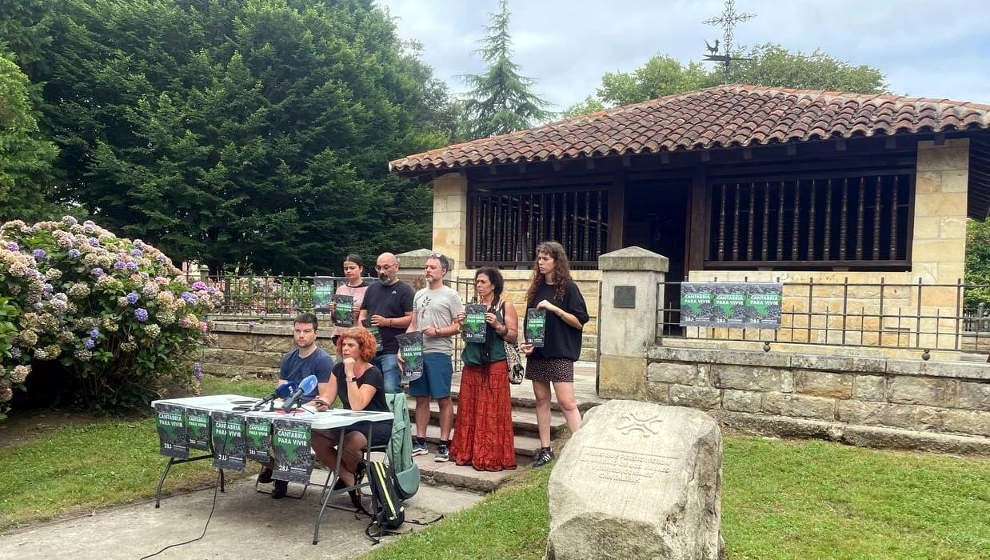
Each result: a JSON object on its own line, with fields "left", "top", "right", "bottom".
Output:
{"left": 703, "top": 0, "right": 755, "bottom": 79}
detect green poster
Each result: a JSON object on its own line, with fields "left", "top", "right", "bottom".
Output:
{"left": 185, "top": 407, "right": 211, "bottom": 451}
{"left": 272, "top": 418, "right": 312, "bottom": 483}
{"left": 210, "top": 411, "right": 246, "bottom": 471}
{"left": 463, "top": 304, "right": 488, "bottom": 344}
{"left": 396, "top": 331, "right": 424, "bottom": 382}
{"left": 363, "top": 319, "right": 383, "bottom": 352}
{"left": 154, "top": 403, "right": 188, "bottom": 459}
{"left": 244, "top": 417, "right": 272, "bottom": 463}
{"left": 332, "top": 294, "right": 355, "bottom": 327}
{"left": 313, "top": 277, "right": 335, "bottom": 312}
{"left": 525, "top": 309, "right": 546, "bottom": 348}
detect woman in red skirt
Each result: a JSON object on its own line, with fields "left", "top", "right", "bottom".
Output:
{"left": 450, "top": 267, "right": 518, "bottom": 471}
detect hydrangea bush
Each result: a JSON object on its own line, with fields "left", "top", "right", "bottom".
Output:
{"left": 0, "top": 217, "right": 221, "bottom": 416}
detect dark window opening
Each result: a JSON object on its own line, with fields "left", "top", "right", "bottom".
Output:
{"left": 707, "top": 172, "right": 913, "bottom": 270}
{"left": 467, "top": 186, "right": 609, "bottom": 269}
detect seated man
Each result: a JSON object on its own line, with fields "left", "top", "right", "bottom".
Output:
{"left": 258, "top": 312, "right": 334, "bottom": 498}
{"left": 310, "top": 327, "right": 393, "bottom": 505}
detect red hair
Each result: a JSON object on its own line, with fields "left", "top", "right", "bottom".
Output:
{"left": 335, "top": 327, "right": 377, "bottom": 362}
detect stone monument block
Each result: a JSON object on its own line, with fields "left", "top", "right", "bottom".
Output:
{"left": 546, "top": 400, "right": 723, "bottom": 560}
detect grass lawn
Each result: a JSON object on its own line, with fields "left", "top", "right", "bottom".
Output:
{"left": 0, "top": 375, "right": 272, "bottom": 530}
{"left": 361, "top": 436, "right": 990, "bottom": 560}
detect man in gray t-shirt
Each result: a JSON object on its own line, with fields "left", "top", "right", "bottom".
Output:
{"left": 403, "top": 253, "right": 464, "bottom": 462}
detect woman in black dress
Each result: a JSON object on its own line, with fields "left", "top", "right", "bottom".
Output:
{"left": 520, "top": 241, "right": 588, "bottom": 467}
{"left": 311, "top": 327, "right": 391, "bottom": 490}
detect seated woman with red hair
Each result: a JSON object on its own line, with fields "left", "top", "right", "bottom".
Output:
{"left": 310, "top": 327, "right": 392, "bottom": 493}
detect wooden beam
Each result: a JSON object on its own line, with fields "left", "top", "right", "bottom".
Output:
{"left": 934, "top": 132, "right": 946, "bottom": 146}
{"left": 518, "top": 161, "right": 527, "bottom": 173}
{"left": 786, "top": 144, "right": 797, "bottom": 156}
{"left": 687, "top": 167, "right": 707, "bottom": 272}
{"left": 607, "top": 174, "right": 625, "bottom": 251}
{"left": 489, "top": 164, "right": 497, "bottom": 175}
{"left": 743, "top": 148, "right": 753, "bottom": 160}
{"left": 660, "top": 152, "right": 670, "bottom": 164}
{"left": 552, "top": 160, "right": 561, "bottom": 172}
{"left": 835, "top": 138, "right": 847, "bottom": 152}
{"left": 586, "top": 158, "right": 595, "bottom": 170}
{"left": 885, "top": 136, "right": 897, "bottom": 150}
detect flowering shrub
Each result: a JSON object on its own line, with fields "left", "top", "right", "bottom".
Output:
{"left": 0, "top": 217, "right": 222, "bottom": 415}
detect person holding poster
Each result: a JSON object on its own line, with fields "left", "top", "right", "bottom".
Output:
{"left": 450, "top": 267, "right": 518, "bottom": 471}
{"left": 309, "top": 327, "right": 392, "bottom": 502}
{"left": 258, "top": 313, "right": 334, "bottom": 498}
{"left": 403, "top": 253, "right": 463, "bottom": 462}
{"left": 358, "top": 252, "right": 414, "bottom": 394}
{"left": 331, "top": 254, "right": 370, "bottom": 342}
{"left": 520, "top": 241, "right": 588, "bottom": 468}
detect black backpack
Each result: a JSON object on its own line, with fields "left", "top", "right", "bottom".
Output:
{"left": 360, "top": 459, "right": 405, "bottom": 542}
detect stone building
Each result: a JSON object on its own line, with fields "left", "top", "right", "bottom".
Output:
{"left": 390, "top": 85, "right": 990, "bottom": 358}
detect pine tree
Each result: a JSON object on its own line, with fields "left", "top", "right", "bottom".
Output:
{"left": 461, "top": 0, "right": 551, "bottom": 140}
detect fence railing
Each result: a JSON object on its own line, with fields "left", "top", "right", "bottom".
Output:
{"left": 656, "top": 278, "right": 990, "bottom": 352}
{"left": 184, "top": 274, "right": 354, "bottom": 315}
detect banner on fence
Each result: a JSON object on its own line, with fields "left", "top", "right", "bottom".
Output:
{"left": 272, "top": 418, "right": 313, "bottom": 483}
{"left": 679, "top": 282, "right": 783, "bottom": 329}
{"left": 155, "top": 403, "right": 189, "bottom": 459}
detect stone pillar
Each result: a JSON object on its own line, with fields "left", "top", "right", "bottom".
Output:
{"left": 432, "top": 172, "right": 468, "bottom": 271}
{"left": 597, "top": 247, "right": 668, "bottom": 399}
{"left": 396, "top": 248, "right": 456, "bottom": 292}
{"left": 913, "top": 138, "right": 969, "bottom": 285}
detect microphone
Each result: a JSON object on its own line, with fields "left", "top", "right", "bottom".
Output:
{"left": 252, "top": 382, "right": 296, "bottom": 410}
{"left": 281, "top": 375, "right": 319, "bottom": 411}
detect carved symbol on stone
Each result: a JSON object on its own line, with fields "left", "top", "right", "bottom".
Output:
{"left": 616, "top": 412, "right": 664, "bottom": 437}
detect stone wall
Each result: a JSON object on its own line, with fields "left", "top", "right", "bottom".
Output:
{"left": 636, "top": 344, "right": 990, "bottom": 454}
{"left": 198, "top": 318, "right": 331, "bottom": 378}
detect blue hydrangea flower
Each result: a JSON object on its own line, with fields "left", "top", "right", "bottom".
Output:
{"left": 193, "top": 362, "right": 203, "bottom": 381}
{"left": 114, "top": 261, "right": 126, "bottom": 269}
{"left": 126, "top": 292, "right": 139, "bottom": 305}
{"left": 181, "top": 291, "right": 197, "bottom": 304}
{"left": 5, "top": 242, "right": 19, "bottom": 252}
{"left": 134, "top": 308, "right": 149, "bottom": 322}
{"left": 84, "top": 338, "right": 95, "bottom": 349}
{"left": 90, "top": 267, "right": 104, "bottom": 277}
{"left": 67, "top": 249, "right": 80, "bottom": 258}
{"left": 191, "top": 281, "right": 208, "bottom": 291}
{"left": 126, "top": 261, "right": 139, "bottom": 272}
{"left": 32, "top": 249, "right": 46, "bottom": 260}
{"left": 88, "top": 237, "right": 100, "bottom": 247}
{"left": 89, "top": 328, "right": 99, "bottom": 339}
{"left": 130, "top": 248, "right": 143, "bottom": 257}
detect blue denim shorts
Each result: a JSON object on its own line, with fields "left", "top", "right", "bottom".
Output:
{"left": 408, "top": 352, "right": 453, "bottom": 399}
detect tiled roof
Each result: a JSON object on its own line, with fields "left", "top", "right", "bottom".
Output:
{"left": 390, "top": 85, "right": 990, "bottom": 175}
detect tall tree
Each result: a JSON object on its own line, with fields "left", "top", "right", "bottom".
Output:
{"left": 564, "top": 43, "right": 888, "bottom": 115}
{"left": 0, "top": 48, "right": 58, "bottom": 222}
{"left": 1, "top": 0, "right": 450, "bottom": 274}
{"left": 461, "top": 0, "right": 551, "bottom": 140}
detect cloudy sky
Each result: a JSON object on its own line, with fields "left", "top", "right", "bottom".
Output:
{"left": 375, "top": 0, "right": 990, "bottom": 112}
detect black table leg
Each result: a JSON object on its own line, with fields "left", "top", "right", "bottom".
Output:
{"left": 154, "top": 454, "right": 215, "bottom": 508}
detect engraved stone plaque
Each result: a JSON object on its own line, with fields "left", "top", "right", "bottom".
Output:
{"left": 546, "top": 400, "right": 723, "bottom": 560}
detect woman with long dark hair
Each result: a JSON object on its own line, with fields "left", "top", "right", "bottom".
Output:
{"left": 450, "top": 267, "right": 518, "bottom": 471}
{"left": 331, "top": 254, "right": 369, "bottom": 344}
{"left": 520, "top": 241, "right": 588, "bottom": 467}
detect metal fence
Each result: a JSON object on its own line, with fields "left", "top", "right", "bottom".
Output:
{"left": 185, "top": 274, "right": 353, "bottom": 314}
{"left": 656, "top": 278, "right": 990, "bottom": 352}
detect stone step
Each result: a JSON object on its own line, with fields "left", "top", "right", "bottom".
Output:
{"left": 406, "top": 400, "right": 567, "bottom": 437}
{"left": 412, "top": 453, "right": 519, "bottom": 493}
{"left": 418, "top": 423, "right": 543, "bottom": 457}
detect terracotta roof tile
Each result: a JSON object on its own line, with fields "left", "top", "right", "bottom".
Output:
{"left": 390, "top": 85, "right": 990, "bottom": 174}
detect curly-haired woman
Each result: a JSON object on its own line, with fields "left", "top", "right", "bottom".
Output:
{"left": 310, "top": 327, "right": 392, "bottom": 497}
{"left": 520, "top": 241, "right": 588, "bottom": 467}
